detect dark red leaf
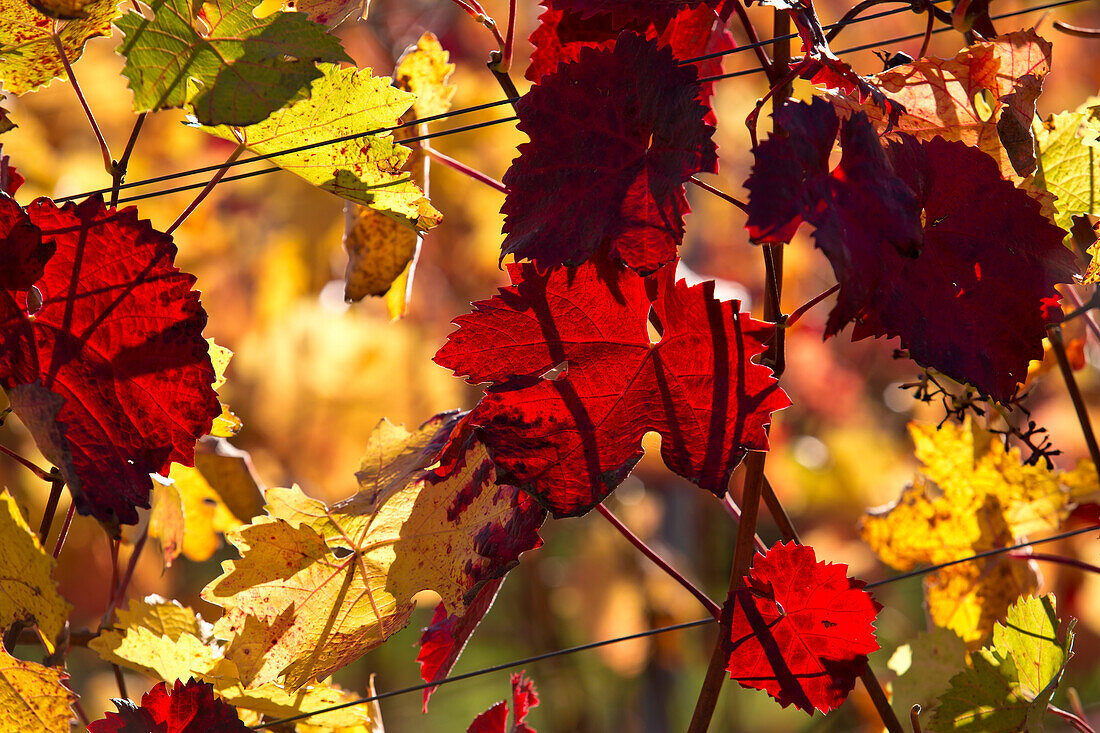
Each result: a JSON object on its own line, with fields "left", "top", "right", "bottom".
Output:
{"left": 546, "top": 0, "right": 720, "bottom": 27}
{"left": 418, "top": 578, "right": 504, "bottom": 712}
{"left": 838, "top": 136, "right": 1078, "bottom": 401}
{"left": 502, "top": 32, "right": 718, "bottom": 274}
{"left": 467, "top": 672, "right": 539, "bottom": 733}
{"left": 87, "top": 679, "right": 249, "bottom": 733}
{"left": 0, "top": 150, "right": 23, "bottom": 197}
{"left": 526, "top": 2, "right": 734, "bottom": 121}
{"left": 0, "top": 196, "right": 220, "bottom": 531}
{"left": 434, "top": 258, "right": 789, "bottom": 517}
{"left": 725, "top": 542, "right": 881, "bottom": 715}
{"left": 0, "top": 195, "right": 53, "bottom": 291}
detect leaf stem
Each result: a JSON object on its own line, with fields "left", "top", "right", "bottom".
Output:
{"left": 110, "top": 112, "right": 147, "bottom": 208}
{"left": 785, "top": 284, "right": 839, "bottom": 329}
{"left": 502, "top": 0, "right": 517, "bottom": 72}
{"left": 688, "top": 451, "right": 767, "bottom": 732}
{"left": 102, "top": 524, "right": 148, "bottom": 626}
{"left": 1063, "top": 286, "right": 1100, "bottom": 344}
{"left": 166, "top": 143, "right": 245, "bottom": 235}
{"left": 722, "top": 0, "right": 776, "bottom": 80}
{"left": 423, "top": 144, "right": 505, "bottom": 192}
{"left": 1008, "top": 550, "right": 1100, "bottom": 575}
{"left": 37, "top": 472, "right": 64, "bottom": 544}
{"left": 1050, "top": 704, "right": 1097, "bottom": 733}
{"left": 918, "top": 0, "right": 936, "bottom": 58}
{"left": 0, "top": 442, "right": 54, "bottom": 481}
{"left": 451, "top": 0, "right": 506, "bottom": 52}
{"left": 597, "top": 503, "right": 721, "bottom": 618}
{"left": 112, "top": 663, "right": 129, "bottom": 701}
{"left": 688, "top": 176, "right": 747, "bottom": 213}
{"left": 719, "top": 493, "right": 768, "bottom": 553}
{"left": 52, "top": 32, "right": 112, "bottom": 174}
{"left": 52, "top": 503, "right": 75, "bottom": 559}
{"left": 910, "top": 704, "right": 923, "bottom": 733}
{"left": 1047, "top": 324, "right": 1100, "bottom": 471}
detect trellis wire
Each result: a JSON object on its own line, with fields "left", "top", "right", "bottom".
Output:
{"left": 54, "top": 0, "right": 975, "bottom": 206}
{"left": 252, "top": 522, "right": 1100, "bottom": 729}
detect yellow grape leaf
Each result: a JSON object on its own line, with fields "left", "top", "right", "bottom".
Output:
{"left": 342, "top": 201, "right": 418, "bottom": 303}
{"left": 209, "top": 340, "right": 242, "bottom": 438}
{"left": 149, "top": 481, "right": 186, "bottom": 566}
{"left": 281, "top": 0, "right": 367, "bottom": 27}
{"left": 1032, "top": 98, "right": 1100, "bottom": 234}
{"left": 26, "top": 0, "right": 99, "bottom": 18}
{"left": 197, "top": 63, "right": 441, "bottom": 231}
{"left": 90, "top": 597, "right": 378, "bottom": 730}
{"left": 823, "top": 30, "right": 1051, "bottom": 179}
{"left": 395, "top": 32, "right": 456, "bottom": 120}
{"left": 860, "top": 418, "right": 1094, "bottom": 642}
{"left": 384, "top": 260, "right": 413, "bottom": 320}
{"left": 202, "top": 412, "right": 544, "bottom": 689}
{"left": 0, "top": 0, "right": 119, "bottom": 94}
{"left": 0, "top": 492, "right": 71, "bottom": 653}
{"left": 0, "top": 647, "right": 74, "bottom": 733}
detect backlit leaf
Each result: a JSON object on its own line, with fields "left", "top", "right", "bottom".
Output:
{"left": 0, "top": 0, "right": 118, "bottom": 94}
{"left": 435, "top": 258, "right": 790, "bottom": 517}
{"left": 889, "top": 627, "right": 968, "bottom": 721}
{"left": 281, "top": 0, "right": 366, "bottom": 27}
{"left": 0, "top": 647, "right": 74, "bottom": 733}
{"left": 502, "top": 32, "right": 717, "bottom": 273}
{"left": 931, "top": 595, "right": 1074, "bottom": 731}
{"left": 0, "top": 196, "right": 220, "bottom": 531}
{"left": 0, "top": 491, "right": 72, "bottom": 654}
{"left": 342, "top": 198, "right": 418, "bottom": 303}
{"left": 87, "top": 679, "right": 249, "bottom": 733}
{"left": 823, "top": 30, "right": 1053, "bottom": 179}
{"left": 395, "top": 32, "right": 455, "bottom": 120}
{"left": 208, "top": 340, "right": 241, "bottom": 438}
{"left": 198, "top": 63, "right": 440, "bottom": 230}
{"left": 724, "top": 542, "right": 881, "bottom": 715}
{"left": 201, "top": 413, "right": 544, "bottom": 688}
{"left": 115, "top": 0, "right": 350, "bottom": 126}
{"left": 468, "top": 672, "right": 539, "bottom": 733}
{"left": 547, "top": 0, "right": 719, "bottom": 26}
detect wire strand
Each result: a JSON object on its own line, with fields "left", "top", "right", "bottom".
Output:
{"left": 251, "top": 522, "right": 1100, "bottom": 728}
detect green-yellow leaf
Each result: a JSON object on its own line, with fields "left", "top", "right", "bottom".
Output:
{"left": 115, "top": 0, "right": 350, "bottom": 125}
{"left": 890, "top": 627, "right": 968, "bottom": 720}
{"left": 201, "top": 412, "right": 543, "bottom": 689}
{"left": 0, "top": 492, "right": 72, "bottom": 654}
{"left": 0, "top": 648, "right": 74, "bottom": 733}
{"left": 198, "top": 63, "right": 441, "bottom": 231}
{"left": 395, "top": 32, "right": 455, "bottom": 120}
{"left": 931, "top": 594, "right": 1074, "bottom": 731}
{"left": 0, "top": 0, "right": 119, "bottom": 94}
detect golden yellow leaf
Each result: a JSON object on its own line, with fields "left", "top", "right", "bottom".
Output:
{"left": 89, "top": 597, "right": 378, "bottom": 730}
{"left": 342, "top": 202, "right": 418, "bottom": 303}
{"left": 395, "top": 32, "right": 455, "bottom": 120}
{"left": 860, "top": 418, "right": 1093, "bottom": 642}
{"left": 209, "top": 340, "right": 242, "bottom": 438}
{"left": 0, "top": 647, "right": 74, "bottom": 732}
{"left": 149, "top": 481, "right": 186, "bottom": 566}
{"left": 201, "top": 413, "right": 544, "bottom": 689}
{"left": 0, "top": 492, "right": 72, "bottom": 653}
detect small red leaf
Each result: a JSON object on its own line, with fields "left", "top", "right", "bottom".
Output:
{"left": 87, "top": 679, "right": 249, "bottom": 732}
{"left": 435, "top": 258, "right": 789, "bottom": 517}
{"left": 0, "top": 196, "right": 220, "bottom": 530}
{"left": 726, "top": 542, "right": 881, "bottom": 715}
{"left": 417, "top": 578, "right": 504, "bottom": 712}
{"left": 503, "top": 32, "right": 718, "bottom": 273}
{"left": 467, "top": 672, "right": 539, "bottom": 733}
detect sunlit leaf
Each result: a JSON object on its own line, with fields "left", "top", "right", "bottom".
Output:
{"left": 0, "top": 647, "right": 74, "bottom": 733}
{"left": 395, "top": 32, "right": 455, "bottom": 120}
{"left": 0, "top": 0, "right": 118, "bottom": 94}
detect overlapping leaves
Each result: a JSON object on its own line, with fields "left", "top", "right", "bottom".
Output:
{"left": 0, "top": 195, "right": 220, "bottom": 530}
{"left": 435, "top": 258, "right": 789, "bottom": 517}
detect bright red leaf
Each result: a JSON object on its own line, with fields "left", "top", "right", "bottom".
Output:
{"left": 0, "top": 196, "right": 220, "bottom": 530}
{"left": 502, "top": 32, "right": 718, "bottom": 274}
{"left": 418, "top": 576, "right": 504, "bottom": 712}
{"left": 526, "top": 2, "right": 734, "bottom": 118}
{"left": 725, "top": 542, "right": 881, "bottom": 715}
{"left": 87, "top": 679, "right": 249, "bottom": 733}
{"left": 434, "top": 258, "right": 790, "bottom": 518}
{"left": 467, "top": 672, "right": 539, "bottom": 733}
{"left": 547, "top": 0, "right": 720, "bottom": 26}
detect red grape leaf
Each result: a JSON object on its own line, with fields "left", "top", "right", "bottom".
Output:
{"left": 468, "top": 672, "right": 539, "bottom": 733}
{"left": 502, "top": 32, "right": 718, "bottom": 274}
{"left": 418, "top": 577, "right": 505, "bottom": 712}
{"left": 434, "top": 258, "right": 790, "bottom": 517}
{"left": 0, "top": 150, "right": 23, "bottom": 196}
{"left": 823, "top": 30, "right": 1052, "bottom": 179}
{"left": 87, "top": 679, "right": 249, "bottom": 733}
{"left": 0, "top": 196, "right": 219, "bottom": 531}
{"left": 526, "top": 2, "right": 734, "bottom": 121}
{"left": 725, "top": 542, "right": 881, "bottom": 715}
{"left": 546, "top": 0, "right": 719, "bottom": 26}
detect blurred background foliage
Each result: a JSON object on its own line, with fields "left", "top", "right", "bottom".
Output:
{"left": 2, "top": 0, "right": 1100, "bottom": 729}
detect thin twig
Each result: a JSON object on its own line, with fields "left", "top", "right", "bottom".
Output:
{"left": 102, "top": 524, "right": 148, "bottom": 626}
{"left": 785, "top": 284, "right": 839, "bottom": 328}
{"left": 719, "top": 494, "right": 768, "bottom": 553}
{"left": 918, "top": 0, "right": 935, "bottom": 58}
{"left": 689, "top": 176, "right": 748, "bottom": 213}
{"left": 0, "top": 443, "right": 53, "bottom": 481}
{"left": 597, "top": 503, "right": 721, "bottom": 618}
{"left": 52, "top": 503, "right": 75, "bottom": 559}
{"left": 1050, "top": 704, "right": 1097, "bottom": 733}
{"left": 423, "top": 144, "right": 505, "bottom": 192}
{"left": 910, "top": 704, "right": 923, "bottom": 733}
{"left": 1054, "top": 20, "right": 1100, "bottom": 36}
{"left": 1007, "top": 550, "right": 1100, "bottom": 575}
{"left": 53, "top": 33, "right": 112, "bottom": 173}
{"left": 724, "top": 0, "right": 776, "bottom": 80}
{"left": 1063, "top": 286, "right": 1100, "bottom": 344}
{"left": 112, "top": 664, "right": 129, "bottom": 701}
{"left": 111, "top": 112, "right": 147, "bottom": 208}
{"left": 37, "top": 473, "right": 64, "bottom": 544}
{"left": 502, "top": 0, "right": 517, "bottom": 72}
{"left": 761, "top": 477, "right": 799, "bottom": 543}
{"left": 166, "top": 144, "right": 245, "bottom": 235}
{"left": 1047, "top": 324, "right": 1100, "bottom": 471}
